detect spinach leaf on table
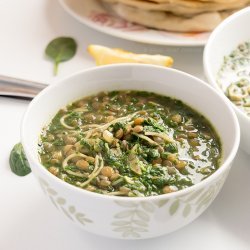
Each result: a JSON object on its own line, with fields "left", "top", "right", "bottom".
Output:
{"left": 9, "top": 143, "right": 31, "bottom": 176}
{"left": 45, "top": 37, "right": 77, "bottom": 75}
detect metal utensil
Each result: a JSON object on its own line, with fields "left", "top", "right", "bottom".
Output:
{"left": 0, "top": 75, "right": 47, "bottom": 99}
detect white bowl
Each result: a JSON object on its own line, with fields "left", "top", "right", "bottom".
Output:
{"left": 21, "top": 64, "right": 240, "bottom": 239}
{"left": 204, "top": 7, "right": 250, "bottom": 155}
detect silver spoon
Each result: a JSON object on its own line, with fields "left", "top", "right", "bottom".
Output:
{"left": 0, "top": 75, "right": 47, "bottom": 99}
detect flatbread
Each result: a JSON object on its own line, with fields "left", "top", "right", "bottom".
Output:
{"left": 141, "top": 0, "right": 245, "bottom": 3}
{"left": 102, "top": 0, "right": 250, "bottom": 16}
{"left": 106, "top": 2, "right": 237, "bottom": 32}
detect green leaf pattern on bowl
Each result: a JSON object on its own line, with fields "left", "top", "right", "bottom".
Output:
{"left": 38, "top": 171, "right": 227, "bottom": 239}
{"left": 112, "top": 172, "right": 228, "bottom": 238}
{"left": 166, "top": 173, "right": 227, "bottom": 217}
{"left": 112, "top": 200, "right": 154, "bottom": 238}
{"left": 39, "top": 178, "right": 93, "bottom": 226}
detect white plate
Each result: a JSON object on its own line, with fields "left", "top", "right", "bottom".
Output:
{"left": 59, "top": 0, "right": 210, "bottom": 47}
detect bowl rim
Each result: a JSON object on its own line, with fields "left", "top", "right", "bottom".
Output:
{"left": 21, "top": 64, "right": 240, "bottom": 201}
{"left": 203, "top": 7, "right": 250, "bottom": 122}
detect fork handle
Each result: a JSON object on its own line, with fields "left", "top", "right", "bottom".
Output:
{"left": 0, "top": 75, "right": 47, "bottom": 99}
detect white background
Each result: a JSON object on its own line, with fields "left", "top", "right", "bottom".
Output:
{"left": 0, "top": 1, "right": 249, "bottom": 249}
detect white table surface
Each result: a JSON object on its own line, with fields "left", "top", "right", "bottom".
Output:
{"left": 0, "top": 1, "right": 250, "bottom": 249}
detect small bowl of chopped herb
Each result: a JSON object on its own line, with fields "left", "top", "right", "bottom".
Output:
{"left": 21, "top": 64, "right": 239, "bottom": 239}
{"left": 204, "top": 7, "right": 250, "bottom": 155}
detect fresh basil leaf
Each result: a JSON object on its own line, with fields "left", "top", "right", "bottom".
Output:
{"left": 45, "top": 37, "right": 77, "bottom": 75}
{"left": 9, "top": 143, "right": 31, "bottom": 176}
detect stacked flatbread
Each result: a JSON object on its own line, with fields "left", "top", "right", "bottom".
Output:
{"left": 101, "top": 0, "right": 250, "bottom": 32}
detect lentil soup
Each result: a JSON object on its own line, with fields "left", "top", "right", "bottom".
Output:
{"left": 38, "top": 91, "right": 221, "bottom": 197}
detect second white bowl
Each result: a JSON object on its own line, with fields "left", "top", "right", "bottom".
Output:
{"left": 204, "top": 7, "right": 250, "bottom": 155}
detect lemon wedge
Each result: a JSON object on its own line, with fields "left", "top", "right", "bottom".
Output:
{"left": 88, "top": 45, "right": 173, "bottom": 67}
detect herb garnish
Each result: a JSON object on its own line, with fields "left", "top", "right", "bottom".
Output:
{"left": 45, "top": 37, "right": 77, "bottom": 75}
{"left": 9, "top": 143, "right": 31, "bottom": 176}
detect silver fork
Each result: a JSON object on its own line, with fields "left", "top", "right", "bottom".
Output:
{"left": 0, "top": 75, "right": 47, "bottom": 99}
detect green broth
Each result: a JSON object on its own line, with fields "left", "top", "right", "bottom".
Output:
{"left": 38, "top": 90, "right": 222, "bottom": 197}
